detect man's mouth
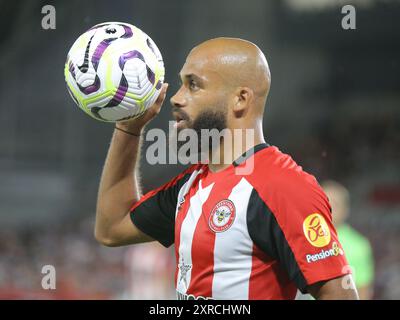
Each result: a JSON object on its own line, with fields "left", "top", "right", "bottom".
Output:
{"left": 173, "top": 119, "right": 187, "bottom": 129}
{"left": 173, "top": 112, "right": 189, "bottom": 129}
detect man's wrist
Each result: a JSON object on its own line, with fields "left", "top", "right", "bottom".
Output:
{"left": 115, "top": 124, "right": 143, "bottom": 137}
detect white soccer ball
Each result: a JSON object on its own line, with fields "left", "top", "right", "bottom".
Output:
{"left": 64, "top": 22, "right": 165, "bottom": 122}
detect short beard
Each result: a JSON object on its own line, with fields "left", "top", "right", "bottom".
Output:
{"left": 192, "top": 108, "right": 227, "bottom": 138}
{"left": 174, "top": 107, "right": 228, "bottom": 163}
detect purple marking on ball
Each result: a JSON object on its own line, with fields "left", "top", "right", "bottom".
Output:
{"left": 118, "top": 50, "right": 145, "bottom": 69}
{"left": 111, "top": 79, "right": 128, "bottom": 105}
{"left": 69, "top": 61, "right": 76, "bottom": 79}
{"left": 91, "top": 38, "right": 116, "bottom": 71}
{"left": 120, "top": 24, "right": 133, "bottom": 39}
{"left": 146, "top": 65, "right": 155, "bottom": 85}
{"left": 156, "top": 80, "right": 162, "bottom": 90}
{"left": 78, "top": 75, "right": 101, "bottom": 94}
{"left": 119, "top": 50, "right": 156, "bottom": 85}
{"left": 103, "top": 75, "right": 129, "bottom": 108}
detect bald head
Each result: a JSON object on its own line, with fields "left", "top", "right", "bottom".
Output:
{"left": 188, "top": 37, "right": 271, "bottom": 103}
{"left": 170, "top": 37, "right": 270, "bottom": 156}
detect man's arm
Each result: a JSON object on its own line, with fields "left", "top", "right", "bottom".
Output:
{"left": 357, "top": 285, "right": 373, "bottom": 300}
{"left": 308, "top": 275, "right": 359, "bottom": 300}
{"left": 95, "top": 84, "right": 168, "bottom": 247}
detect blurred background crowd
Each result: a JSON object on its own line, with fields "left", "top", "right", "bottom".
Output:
{"left": 0, "top": 0, "right": 399, "bottom": 299}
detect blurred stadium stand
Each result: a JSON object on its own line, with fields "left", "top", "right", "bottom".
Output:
{"left": 0, "top": 0, "right": 399, "bottom": 299}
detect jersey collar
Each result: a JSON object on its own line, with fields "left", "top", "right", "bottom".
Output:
{"left": 233, "top": 143, "right": 270, "bottom": 167}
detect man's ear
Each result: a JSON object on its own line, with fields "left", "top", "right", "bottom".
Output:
{"left": 232, "top": 87, "right": 253, "bottom": 117}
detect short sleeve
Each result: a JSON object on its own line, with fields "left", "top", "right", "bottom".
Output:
{"left": 130, "top": 165, "right": 199, "bottom": 248}
{"left": 248, "top": 170, "right": 351, "bottom": 293}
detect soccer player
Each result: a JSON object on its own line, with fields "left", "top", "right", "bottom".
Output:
{"left": 95, "top": 38, "right": 359, "bottom": 300}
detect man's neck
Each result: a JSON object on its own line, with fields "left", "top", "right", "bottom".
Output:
{"left": 207, "top": 129, "right": 265, "bottom": 173}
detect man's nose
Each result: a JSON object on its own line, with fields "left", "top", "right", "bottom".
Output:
{"left": 170, "top": 87, "right": 186, "bottom": 108}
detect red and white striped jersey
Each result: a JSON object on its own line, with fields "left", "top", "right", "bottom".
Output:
{"left": 130, "top": 143, "right": 350, "bottom": 299}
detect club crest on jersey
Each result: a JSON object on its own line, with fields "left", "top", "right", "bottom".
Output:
{"left": 177, "top": 196, "right": 185, "bottom": 212}
{"left": 208, "top": 199, "right": 236, "bottom": 233}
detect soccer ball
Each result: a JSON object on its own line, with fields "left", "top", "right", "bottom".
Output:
{"left": 64, "top": 22, "right": 165, "bottom": 122}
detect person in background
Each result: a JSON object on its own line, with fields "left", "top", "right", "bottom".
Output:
{"left": 123, "top": 242, "right": 175, "bottom": 299}
{"left": 321, "top": 180, "right": 375, "bottom": 300}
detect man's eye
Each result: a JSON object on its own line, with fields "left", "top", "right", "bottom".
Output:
{"left": 189, "top": 80, "right": 197, "bottom": 90}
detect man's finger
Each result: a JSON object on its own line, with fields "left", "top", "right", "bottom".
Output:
{"left": 155, "top": 83, "right": 169, "bottom": 105}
